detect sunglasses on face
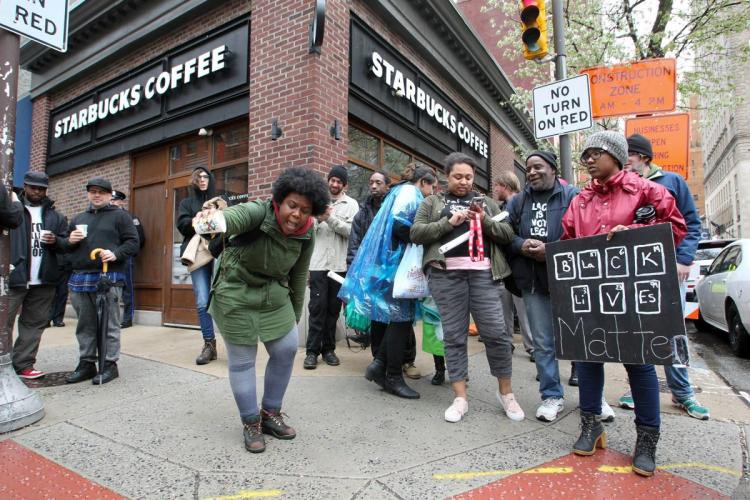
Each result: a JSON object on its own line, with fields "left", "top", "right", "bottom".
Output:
{"left": 579, "top": 148, "right": 605, "bottom": 164}
{"left": 198, "top": 174, "right": 210, "bottom": 180}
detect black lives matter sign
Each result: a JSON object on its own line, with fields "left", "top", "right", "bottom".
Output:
{"left": 546, "top": 224, "right": 688, "bottom": 365}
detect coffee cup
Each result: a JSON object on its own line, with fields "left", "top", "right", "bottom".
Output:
{"left": 40, "top": 230, "right": 53, "bottom": 237}
{"left": 76, "top": 224, "right": 88, "bottom": 237}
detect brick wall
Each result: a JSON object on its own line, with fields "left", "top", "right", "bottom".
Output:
{"left": 246, "top": 0, "right": 349, "bottom": 200}
{"left": 46, "top": 155, "right": 130, "bottom": 221}
{"left": 28, "top": 95, "right": 50, "bottom": 173}
{"left": 490, "top": 122, "right": 518, "bottom": 182}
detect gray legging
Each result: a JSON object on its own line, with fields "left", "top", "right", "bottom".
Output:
{"left": 224, "top": 326, "right": 298, "bottom": 419}
{"left": 428, "top": 268, "right": 513, "bottom": 382}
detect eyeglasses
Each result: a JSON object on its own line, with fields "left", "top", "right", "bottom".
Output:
{"left": 197, "top": 174, "right": 210, "bottom": 180}
{"left": 579, "top": 149, "right": 604, "bottom": 164}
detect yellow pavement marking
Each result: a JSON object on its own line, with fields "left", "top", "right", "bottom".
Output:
{"left": 598, "top": 466, "right": 633, "bottom": 473}
{"left": 599, "top": 462, "right": 741, "bottom": 476}
{"left": 202, "top": 490, "right": 284, "bottom": 499}
{"left": 659, "top": 463, "right": 742, "bottom": 477}
{"left": 434, "top": 467, "right": 572, "bottom": 480}
{"left": 437, "top": 462, "right": 740, "bottom": 481}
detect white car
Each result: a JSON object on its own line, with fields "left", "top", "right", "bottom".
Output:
{"left": 694, "top": 239, "right": 750, "bottom": 357}
{"left": 685, "top": 239, "right": 735, "bottom": 302}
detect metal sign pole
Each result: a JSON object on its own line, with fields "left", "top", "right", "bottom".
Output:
{"left": 551, "top": 0, "right": 573, "bottom": 184}
{"left": 0, "top": 29, "right": 44, "bottom": 432}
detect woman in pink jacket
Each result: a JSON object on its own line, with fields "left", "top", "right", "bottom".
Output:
{"left": 561, "top": 131, "right": 686, "bottom": 477}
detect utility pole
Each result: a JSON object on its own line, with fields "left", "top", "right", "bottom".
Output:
{"left": 551, "top": 0, "right": 574, "bottom": 184}
{"left": 0, "top": 29, "right": 44, "bottom": 432}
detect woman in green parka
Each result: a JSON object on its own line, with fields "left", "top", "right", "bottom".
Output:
{"left": 196, "top": 167, "right": 329, "bottom": 454}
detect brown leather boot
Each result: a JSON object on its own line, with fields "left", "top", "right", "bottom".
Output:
{"left": 242, "top": 415, "right": 265, "bottom": 453}
{"left": 261, "top": 409, "right": 296, "bottom": 440}
{"left": 196, "top": 339, "right": 217, "bottom": 365}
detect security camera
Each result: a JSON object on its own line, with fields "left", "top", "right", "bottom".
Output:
{"left": 198, "top": 128, "right": 213, "bottom": 136}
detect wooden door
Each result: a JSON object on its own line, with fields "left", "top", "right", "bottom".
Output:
{"left": 132, "top": 149, "right": 167, "bottom": 314}
{"left": 163, "top": 176, "right": 200, "bottom": 326}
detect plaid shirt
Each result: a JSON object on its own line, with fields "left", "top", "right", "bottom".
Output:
{"left": 68, "top": 271, "right": 126, "bottom": 293}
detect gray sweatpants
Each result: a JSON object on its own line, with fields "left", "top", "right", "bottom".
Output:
{"left": 70, "top": 287, "right": 123, "bottom": 364}
{"left": 428, "top": 268, "right": 513, "bottom": 382}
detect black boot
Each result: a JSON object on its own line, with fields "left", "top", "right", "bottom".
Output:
{"left": 242, "top": 415, "right": 266, "bottom": 453}
{"left": 632, "top": 425, "right": 660, "bottom": 476}
{"left": 92, "top": 362, "right": 119, "bottom": 385}
{"left": 573, "top": 411, "right": 606, "bottom": 456}
{"left": 66, "top": 361, "right": 97, "bottom": 384}
{"left": 383, "top": 374, "right": 420, "bottom": 399}
{"left": 431, "top": 370, "right": 445, "bottom": 385}
{"left": 196, "top": 339, "right": 217, "bottom": 365}
{"left": 364, "top": 359, "right": 386, "bottom": 388}
{"left": 568, "top": 362, "right": 579, "bottom": 386}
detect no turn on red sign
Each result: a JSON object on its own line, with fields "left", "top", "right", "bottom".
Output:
{"left": 532, "top": 74, "right": 593, "bottom": 139}
{"left": 0, "top": 0, "right": 69, "bottom": 52}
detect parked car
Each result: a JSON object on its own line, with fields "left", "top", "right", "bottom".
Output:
{"left": 694, "top": 239, "right": 750, "bottom": 357}
{"left": 685, "top": 239, "right": 736, "bottom": 302}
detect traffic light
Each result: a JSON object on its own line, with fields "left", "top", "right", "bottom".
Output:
{"left": 520, "top": 0, "right": 548, "bottom": 60}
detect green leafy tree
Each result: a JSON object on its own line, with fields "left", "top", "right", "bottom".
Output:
{"left": 486, "top": 0, "right": 750, "bottom": 164}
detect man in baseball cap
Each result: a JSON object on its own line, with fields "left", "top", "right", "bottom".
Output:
{"left": 109, "top": 189, "right": 146, "bottom": 329}
{"left": 7, "top": 171, "right": 68, "bottom": 379}
{"left": 59, "top": 177, "right": 139, "bottom": 385}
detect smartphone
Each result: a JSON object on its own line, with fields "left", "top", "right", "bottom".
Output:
{"left": 469, "top": 196, "right": 484, "bottom": 212}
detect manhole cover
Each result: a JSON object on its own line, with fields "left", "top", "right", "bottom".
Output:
{"left": 22, "top": 372, "right": 74, "bottom": 388}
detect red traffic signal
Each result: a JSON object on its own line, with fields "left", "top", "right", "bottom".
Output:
{"left": 520, "top": 0, "right": 548, "bottom": 60}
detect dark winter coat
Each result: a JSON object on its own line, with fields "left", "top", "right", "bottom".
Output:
{"left": 0, "top": 186, "right": 22, "bottom": 229}
{"left": 506, "top": 180, "right": 579, "bottom": 294}
{"left": 9, "top": 193, "right": 69, "bottom": 288}
{"left": 346, "top": 195, "right": 382, "bottom": 266}
{"left": 176, "top": 167, "right": 216, "bottom": 256}
{"left": 60, "top": 204, "right": 139, "bottom": 273}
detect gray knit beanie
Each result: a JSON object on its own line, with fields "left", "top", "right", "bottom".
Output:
{"left": 582, "top": 131, "right": 628, "bottom": 169}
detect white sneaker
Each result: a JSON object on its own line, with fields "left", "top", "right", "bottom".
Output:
{"left": 599, "top": 396, "right": 615, "bottom": 422}
{"left": 497, "top": 391, "right": 525, "bottom": 421}
{"left": 536, "top": 398, "right": 565, "bottom": 422}
{"left": 445, "top": 397, "right": 469, "bottom": 423}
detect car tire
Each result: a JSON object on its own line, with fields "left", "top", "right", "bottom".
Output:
{"left": 728, "top": 303, "right": 750, "bottom": 358}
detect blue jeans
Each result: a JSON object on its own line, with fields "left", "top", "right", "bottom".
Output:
{"left": 579, "top": 362, "right": 660, "bottom": 428}
{"left": 664, "top": 281, "right": 694, "bottom": 401}
{"left": 191, "top": 263, "right": 215, "bottom": 340}
{"left": 523, "top": 291, "right": 563, "bottom": 400}
{"left": 224, "top": 327, "right": 299, "bottom": 419}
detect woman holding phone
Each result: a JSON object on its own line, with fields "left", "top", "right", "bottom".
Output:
{"left": 411, "top": 152, "right": 522, "bottom": 423}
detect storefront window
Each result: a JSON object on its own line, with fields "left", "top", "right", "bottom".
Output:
{"left": 347, "top": 124, "right": 440, "bottom": 203}
{"left": 172, "top": 186, "right": 191, "bottom": 285}
{"left": 214, "top": 164, "right": 250, "bottom": 206}
{"left": 348, "top": 127, "right": 379, "bottom": 167}
{"left": 170, "top": 137, "right": 209, "bottom": 175}
{"left": 214, "top": 122, "right": 249, "bottom": 165}
{"left": 383, "top": 143, "right": 410, "bottom": 179}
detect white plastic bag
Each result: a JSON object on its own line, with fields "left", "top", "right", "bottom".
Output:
{"left": 393, "top": 244, "right": 429, "bottom": 299}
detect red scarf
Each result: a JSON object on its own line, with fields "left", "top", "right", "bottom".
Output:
{"left": 272, "top": 200, "right": 313, "bottom": 236}
{"left": 467, "top": 212, "right": 485, "bottom": 261}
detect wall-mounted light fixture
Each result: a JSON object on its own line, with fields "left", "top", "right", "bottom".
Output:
{"left": 198, "top": 127, "right": 213, "bottom": 136}
{"left": 330, "top": 119, "right": 341, "bottom": 140}
{"left": 271, "top": 119, "right": 283, "bottom": 140}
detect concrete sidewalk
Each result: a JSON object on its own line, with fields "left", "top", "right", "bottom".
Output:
{"left": 2, "top": 321, "right": 749, "bottom": 498}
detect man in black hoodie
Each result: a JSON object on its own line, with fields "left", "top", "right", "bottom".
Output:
{"left": 7, "top": 172, "right": 68, "bottom": 379}
{"left": 61, "top": 177, "right": 139, "bottom": 385}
